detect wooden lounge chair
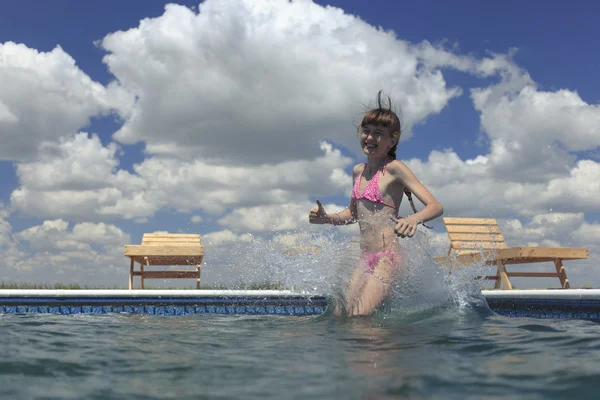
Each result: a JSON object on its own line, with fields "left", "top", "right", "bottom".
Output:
{"left": 124, "top": 233, "right": 204, "bottom": 290}
{"left": 433, "top": 217, "right": 589, "bottom": 289}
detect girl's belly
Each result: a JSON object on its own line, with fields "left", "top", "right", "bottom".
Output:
{"left": 355, "top": 200, "right": 399, "bottom": 252}
{"left": 358, "top": 223, "right": 397, "bottom": 252}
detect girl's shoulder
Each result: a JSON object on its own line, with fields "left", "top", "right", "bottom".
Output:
{"left": 385, "top": 159, "right": 408, "bottom": 174}
{"left": 385, "top": 159, "right": 415, "bottom": 181}
{"left": 352, "top": 163, "right": 366, "bottom": 176}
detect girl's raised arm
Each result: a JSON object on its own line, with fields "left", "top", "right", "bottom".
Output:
{"left": 308, "top": 164, "right": 361, "bottom": 225}
{"left": 389, "top": 161, "right": 443, "bottom": 236}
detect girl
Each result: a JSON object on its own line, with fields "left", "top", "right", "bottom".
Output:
{"left": 309, "top": 91, "right": 443, "bottom": 316}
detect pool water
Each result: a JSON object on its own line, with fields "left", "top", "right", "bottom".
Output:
{"left": 2, "top": 301, "right": 600, "bottom": 400}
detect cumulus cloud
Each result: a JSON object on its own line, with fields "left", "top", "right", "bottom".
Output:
{"left": 405, "top": 67, "right": 600, "bottom": 218}
{"left": 403, "top": 47, "right": 600, "bottom": 222}
{"left": 93, "top": 0, "right": 600, "bottom": 219}
{"left": 99, "top": 0, "right": 467, "bottom": 163}
{"left": 574, "top": 222, "right": 600, "bottom": 245}
{"left": 0, "top": 216, "right": 131, "bottom": 286}
{"left": 0, "top": 42, "right": 132, "bottom": 161}
{"left": 15, "top": 133, "right": 122, "bottom": 191}
{"left": 406, "top": 151, "right": 600, "bottom": 220}
{"left": 10, "top": 132, "right": 147, "bottom": 220}
{"left": 0, "top": 204, "right": 25, "bottom": 280}
{"left": 474, "top": 86, "right": 600, "bottom": 182}
{"left": 190, "top": 215, "right": 203, "bottom": 223}
{"left": 15, "top": 219, "right": 130, "bottom": 254}
{"left": 17, "top": 0, "right": 595, "bottom": 225}
{"left": 217, "top": 200, "right": 351, "bottom": 233}
{"left": 500, "top": 213, "right": 586, "bottom": 246}
{"left": 2, "top": 0, "right": 599, "bottom": 289}
{"left": 202, "top": 229, "right": 254, "bottom": 247}
{"left": 11, "top": 134, "right": 353, "bottom": 220}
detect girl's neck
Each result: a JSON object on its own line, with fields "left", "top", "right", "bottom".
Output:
{"left": 365, "top": 155, "right": 389, "bottom": 176}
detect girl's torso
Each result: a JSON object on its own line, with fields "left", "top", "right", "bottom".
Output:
{"left": 352, "top": 162, "right": 405, "bottom": 252}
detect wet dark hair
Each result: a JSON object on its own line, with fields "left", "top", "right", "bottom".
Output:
{"left": 358, "top": 90, "right": 401, "bottom": 159}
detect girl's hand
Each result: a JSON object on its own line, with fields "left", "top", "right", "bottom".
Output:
{"left": 390, "top": 215, "right": 419, "bottom": 238}
{"left": 309, "top": 200, "right": 330, "bottom": 224}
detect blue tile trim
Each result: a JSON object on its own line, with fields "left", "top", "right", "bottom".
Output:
{"left": 0, "top": 295, "right": 328, "bottom": 316}
{"left": 486, "top": 298, "right": 600, "bottom": 321}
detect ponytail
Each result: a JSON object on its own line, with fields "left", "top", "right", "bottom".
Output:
{"left": 387, "top": 144, "right": 397, "bottom": 160}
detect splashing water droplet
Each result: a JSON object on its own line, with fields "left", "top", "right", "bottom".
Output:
{"left": 206, "top": 226, "right": 487, "bottom": 317}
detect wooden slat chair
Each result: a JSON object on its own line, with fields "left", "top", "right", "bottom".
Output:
{"left": 124, "top": 233, "right": 204, "bottom": 290}
{"left": 433, "top": 217, "right": 589, "bottom": 289}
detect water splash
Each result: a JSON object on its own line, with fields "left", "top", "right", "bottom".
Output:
{"left": 206, "top": 227, "right": 493, "bottom": 318}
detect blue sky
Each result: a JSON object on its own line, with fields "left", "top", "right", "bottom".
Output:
{"left": 0, "top": 0, "right": 598, "bottom": 288}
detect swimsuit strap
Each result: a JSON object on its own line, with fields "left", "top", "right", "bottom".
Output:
{"left": 352, "top": 162, "right": 398, "bottom": 209}
{"left": 351, "top": 164, "right": 366, "bottom": 198}
{"left": 373, "top": 172, "right": 397, "bottom": 209}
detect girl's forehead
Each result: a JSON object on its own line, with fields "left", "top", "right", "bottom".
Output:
{"left": 362, "top": 123, "right": 389, "bottom": 131}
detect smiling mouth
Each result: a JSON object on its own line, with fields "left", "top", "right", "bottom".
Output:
{"left": 365, "top": 143, "right": 377, "bottom": 150}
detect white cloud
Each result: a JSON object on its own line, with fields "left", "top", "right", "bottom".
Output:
{"left": 475, "top": 86, "right": 600, "bottom": 182}
{"left": 218, "top": 202, "right": 311, "bottom": 233}
{"left": 15, "top": 219, "right": 131, "bottom": 253}
{"left": 71, "top": 222, "right": 131, "bottom": 246}
{"left": 403, "top": 51, "right": 600, "bottom": 226}
{"left": 15, "top": 133, "right": 121, "bottom": 190}
{"left": 217, "top": 200, "right": 355, "bottom": 234}
{"left": 202, "top": 229, "right": 253, "bottom": 247}
{"left": 574, "top": 222, "right": 600, "bottom": 245}
{"left": 11, "top": 135, "right": 353, "bottom": 220}
{"left": 0, "top": 204, "right": 25, "bottom": 280}
{"left": 0, "top": 217, "right": 131, "bottom": 286}
{"left": 535, "top": 160, "right": 600, "bottom": 213}
{"left": 0, "top": 42, "right": 132, "bottom": 161}
{"left": 499, "top": 213, "right": 585, "bottom": 246}
{"left": 99, "top": 0, "right": 467, "bottom": 163}
{"left": 2, "top": 0, "right": 599, "bottom": 290}
{"left": 406, "top": 151, "right": 600, "bottom": 219}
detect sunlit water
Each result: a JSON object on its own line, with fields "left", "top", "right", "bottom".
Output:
{"left": 3, "top": 230, "right": 600, "bottom": 399}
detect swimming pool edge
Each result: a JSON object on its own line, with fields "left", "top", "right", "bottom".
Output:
{"left": 0, "top": 289, "right": 329, "bottom": 316}
{"left": 482, "top": 289, "right": 600, "bottom": 321}
{"left": 3, "top": 289, "right": 600, "bottom": 320}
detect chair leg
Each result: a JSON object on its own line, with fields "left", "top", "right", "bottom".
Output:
{"left": 196, "top": 266, "right": 201, "bottom": 289}
{"left": 140, "top": 262, "right": 145, "bottom": 289}
{"left": 554, "top": 259, "right": 570, "bottom": 289}
{"left": 129, "top": 258, "right": 134, "bottom": 290}
{"left": 493, "top": 264, "right": 501, "bottom": 289}
{"left": 496, "top": 262, "right": 512, "bottom": 290}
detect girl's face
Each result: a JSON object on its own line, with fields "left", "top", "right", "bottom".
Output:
{"left": 359, "top": 124, "right": 397, "bottom": 157}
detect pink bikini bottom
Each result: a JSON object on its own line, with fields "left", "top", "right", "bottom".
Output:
{"left": 361, "top": 248, "right": 402, "bottom": 272}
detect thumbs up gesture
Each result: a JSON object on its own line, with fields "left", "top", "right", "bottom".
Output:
{"left": 309, "top": 200, "right": 330, "bottom": 224}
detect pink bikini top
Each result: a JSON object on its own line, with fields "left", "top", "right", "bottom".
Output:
{"left": 351, "top": 163, "right": 398, "bottom": 210}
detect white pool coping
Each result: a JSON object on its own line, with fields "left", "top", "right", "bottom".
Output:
{"left": 2, "top": 289, "right": 600, "bottom": 301}
{"left": 482, "top": 289, "right": 600, "bottom": 300}
{"left": 0, "top": 289, "right": 318, "bottom": 298}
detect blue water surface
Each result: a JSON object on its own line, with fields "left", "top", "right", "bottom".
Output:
{"left": 2, "top": 302, "right": 600, "bottom": 400}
